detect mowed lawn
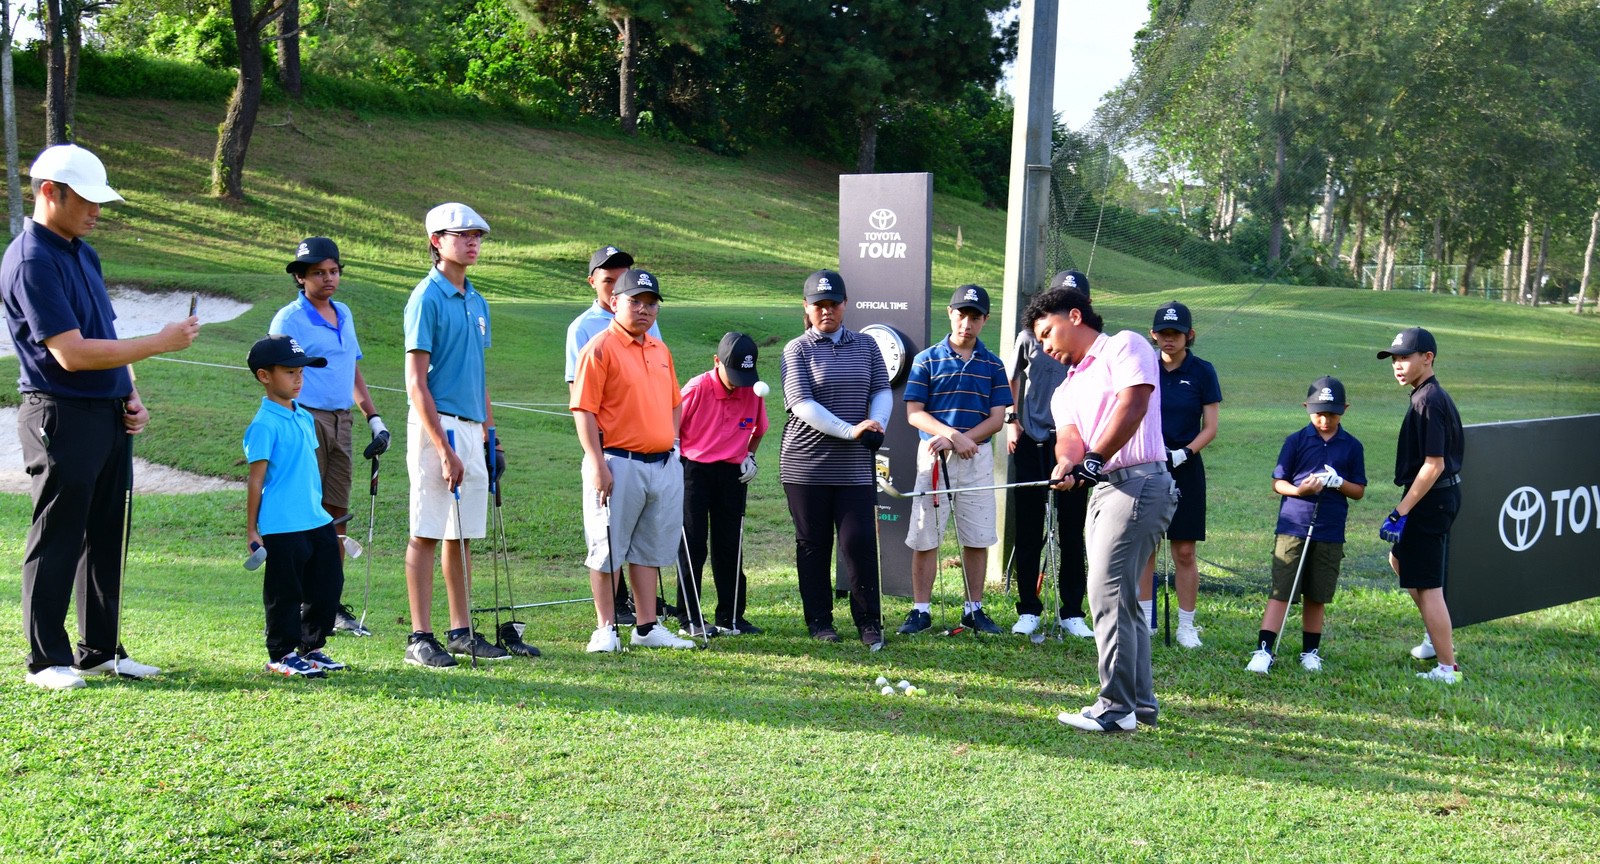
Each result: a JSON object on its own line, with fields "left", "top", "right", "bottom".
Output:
{"left": 0, "top": 93, "right": 1598, "bottom": 863}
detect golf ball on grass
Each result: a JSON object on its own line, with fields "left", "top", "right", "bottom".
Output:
{"left": 880, "top": 685, "right": 895, "bottom": 696}
{"left": 897, "top": 680, "right": 911, "bottom": 690}
{"left": 875, "top": 676, "right": 890, "bottom": 687}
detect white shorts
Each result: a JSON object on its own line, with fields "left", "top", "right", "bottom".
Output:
{"left": 583, "top": 452, "right": 684, "bottom": 570}
{"left": 408, "top": 409, "right": 488, "bottom": 540}
{"left": 905, "top": 441, "right": 998, "bottom": 551}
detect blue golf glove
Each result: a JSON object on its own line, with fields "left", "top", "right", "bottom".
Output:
{"left": 1379, "top": 509, "right": 1408, "bottom": 544}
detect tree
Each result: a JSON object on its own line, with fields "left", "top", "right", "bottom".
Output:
{"left": 3, "top": 0, "right": 21, "bottom": 234}
{"left": 276, "top": 0, "right": 299, "bottom": 98}
{"left": 42, "top": 0, "right": 67, "bottom": 144}
{"left": 211, "top": 0, "right": 288, "bottom": 200}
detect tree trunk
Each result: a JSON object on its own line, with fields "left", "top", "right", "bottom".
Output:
{"left": 1518, "top": 219, "right": 1532, "bottom": 304}
{"left": 1318, "top": 157, "right": 1337, "bottom": 244}
{"left": 1374, "top": 188, "right": 1400, "bottom": 290}
{"left": 1330, "top": 190, "right": 1350, "bottom": 267}
{"left": 1349, "top": 204, "right": 1367, "bottom": 282}
{"left": 212, "top": 0, "right": 278, "bottom": 200}
{"left": 855, "top": 109, "right": 879, "bottom": 174}
{"left": 1266, "top": 44, "right": 1291, "bottom": 268}
{"left": 276, "top": 0, "right": 301, "bottom": 98}
{"left": 615, "top": 15, "right": 637, "bottom": 136}
{"left": 1576, "top": 200, "right": 1598, "bottom": 314}
{"left": 1501, "top": 247, "right": 1514, "bottom": 302}
{"left": 2, "top": 0, "right": 21, "bottom": 236}
{"left": 1531, "top": 221, "right": 1550, "bottom": 306}
{"left": 43, "top": 0, "right": 67, "bottom": 145}
{"left": 1459, "top": 246, "right": 1479, "bottom": 297}
{"left": 1427, "top": 217, "right": 1444, "bottom": 293}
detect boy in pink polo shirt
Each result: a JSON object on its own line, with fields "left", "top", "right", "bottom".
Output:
{"left": 674, "top": 332, "right": 769, "bottom": 636}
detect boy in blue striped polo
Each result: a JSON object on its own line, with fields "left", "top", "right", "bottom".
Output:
{"left": 244, "top": 335, "right": 347, "bottom": 678}
{"left": 899, "top": 284, "right": 1014, "bottom": 635}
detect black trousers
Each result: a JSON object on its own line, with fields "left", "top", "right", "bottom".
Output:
{"left": 18, "top": 394, "right": 131, "bottom": 672}
{"left": 783, "top": 482, "right": 881, "bottom": 633}
{"left": 1012, "top": 433, "right": 1088, "bottom": 619}
{"left": 675, "top": 459, "right": 748, "bottom": 627}
{"left": 262, "top": 522, "right": 345, "bottom": 661}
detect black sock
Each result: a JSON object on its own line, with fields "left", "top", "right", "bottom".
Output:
{"left": 636, "top": 622, "right": 655, "bottom": 636}
{"left": 446, "top": 627, "right": 470, "bottom": 642}
{"left": 1257, "top": 630, "right": 1278, "bottom": 653}
{"left": 1303, "top": 631, "right": 1322, "bottom": 654}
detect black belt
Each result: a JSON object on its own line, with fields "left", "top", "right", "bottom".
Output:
{"left": 438, "top": 412, "right": 474, "bottom": 422}
{"left": 1433, "top": 474, "right": 1461, "bottom": 489}
{"left": 603, "top": 447, "right": 670, "bottom": 464}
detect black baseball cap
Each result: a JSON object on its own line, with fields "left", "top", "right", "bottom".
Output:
{"left": 286, "top": 236, "right": 340, "bottom": 274}
{"left": 804, "top": 270, "right": 846, "bottom": 304}
{"left": 1377, "top": 326, "right": 1437, "bottom": 359}
{"left": 589, "top": 245, "right": 633, "bottom": 275}
{"left": 717, "top": 331, "right": 761, "bottom": 388}
{"left": 1305, "top": 375, "right": 1347, "bottom": 414}
{"left": 949, "top": 284, "right": 990, "bottom": 315}
{"left": 1049, "top": 270, "right": 1090, "bottom": 296}
{"left": 248, "top": 335, "right": 328, "bottom": 374}
{"left": 1152, "top": 301, "right": 1192, "bottom": 332}
{"left": 616, "top": 268, "right": 663, "bottom": 300}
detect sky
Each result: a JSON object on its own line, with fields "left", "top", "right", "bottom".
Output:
{"left": 1005, "top": 1, "right": 1149, "bottom": 132}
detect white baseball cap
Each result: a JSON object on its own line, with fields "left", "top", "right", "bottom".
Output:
{"left": 30, "top": 144, "right": 123, "bottom": 203}
{"left": 425, "top": 202, "right": 490, "bottom": 236}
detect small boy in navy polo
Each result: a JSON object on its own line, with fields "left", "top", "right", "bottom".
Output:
{"left": 1245, "top": 376, "right": 1366, "bottom": 674}
{"left": 244, "top": 335, "right": 348, "bottom": 678}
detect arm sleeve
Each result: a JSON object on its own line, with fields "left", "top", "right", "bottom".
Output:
{"left": 792, "top": 399, "right": 856, "bottom": 439}
{"left": 869, "top": 388, "right": 893, "bottom": 428}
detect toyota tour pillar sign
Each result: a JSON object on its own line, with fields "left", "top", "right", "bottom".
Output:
{"left": 1446, "top": 414, "right": 1600, "bottom": 627}
{"left": 839, "top": 173, "right": 933, "bottom": 598}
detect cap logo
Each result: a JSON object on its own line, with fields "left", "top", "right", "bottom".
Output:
{"left": 741, "top": 355, "right": 754, "bottom": 369}
{"left": 964, "top": 288, "right": 979, "bottom": 302}
{"left": 868, "top": 209, "right": 898, "bottom": 230}
{"left": 296, "top": 242, "right": 310, "bottom": 257}
{"left": 287, "top": 338, "right": 307, "bottom": 356}
{"left": 1392, "top": 333, "right": 1405, "bottom": 346}
{"left": 1163, "top": 308, "right": 1179, "bottom": 321}
{"left": 1065, "top": 275, "right": 1079, "bottom": 287}
{"left": 605, "top": 246, "right": 618, "bottom": 255}
{"left": 815, "top": 277, "right": 832, "bottom": 292}
{"left": 637, "top": 273, "right": 654, "bottom": 287}
{"left": 1318, "top": 387, "right": 1334, "bottom": 401}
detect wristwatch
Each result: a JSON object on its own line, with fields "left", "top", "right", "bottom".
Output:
{"left": 1004, "top": 411, "right": 1018, "bottom": 424}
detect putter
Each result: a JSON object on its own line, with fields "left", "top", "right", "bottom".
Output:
{"left": 1032, "top": 490, "right": 1063, "bottom": 645}
{"left": 489, "top": 454, "right": 539, "bottom": 658}
{"left": 446, "top": 430, "right": 476, "bottom": 670}
{"left": 358, "top": 455, "right": 379, "bottom": 632}
{"left": 1275, "top": 502, "right": 1321, "bottom": 639}
{"left": 676, "top": 527, "right": 710, "bottom": 648}
{"left": 1162, "top": 534, "right": 1173, "bottom": 647}
{"left": 604, "top": 501, "right": 626, "bottom": 653}
{"left": 725, "top": 422, "right": 761, "bottom": 637}
{"left": 112, "top": 431, "right": 133, "bottom": 677}
{"left": 934, "top": 453, "right": 969, "bottom": 637}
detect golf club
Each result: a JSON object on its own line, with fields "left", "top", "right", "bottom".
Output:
{"left": 358, "top": 455, "right": 379, "bottom": 632}
{"left": 446, "top": 430, "right": 476, "bottom": 670}
{"left": 726, "top": 420, "right": 761, "bottom": 636}
{"left": 487, "top": 445, "right": 540, "bottom": 658}
{"left": 604, "top": 500, "right": 626, "bottom": 653}
{"left": 1275, "top": 502, "right": 1321, "bottom": 640}
{"left": 676, "top": 526, "right": 711, "bottom": 648}
{"left": 245, "top": 513, "right": 350, "bottom": 568}
{"left": 113, "top": 430, "right": 133, "bottom": 678}
{"left": 876, "top": 476, "right": 1051, "bottom": 500}
{"left": 1163, "top": 533, "right": 1173, "bottom": 647}
{"left": 1032, "top": 489, "right": 1063, "bottom": 645}
{"left": 933, "top": 452, "right": 969, "bottom": 637}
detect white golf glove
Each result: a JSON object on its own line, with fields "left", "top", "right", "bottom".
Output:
{"left": 1168, "top": 447, "right": 1190, "bottom": 469}
{"left": 739, "top": 453, "right": 759, "bottom": 484}
{"left": 1316, "top": 464, "right": 1344, "bottom": 489}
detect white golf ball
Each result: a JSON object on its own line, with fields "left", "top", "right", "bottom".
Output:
{"left": 897, "top": 680, "right": 911, "bottom": 690}
{"left": 875, "top": 676, "right": 890, "bottom": 687}
{"left": 753, "top": 381, "right": 771, "bottom": 398}
{"left": 880, "top": 685, "right": 895, "bottom": 696}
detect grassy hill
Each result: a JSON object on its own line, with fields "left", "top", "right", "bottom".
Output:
{"left": 1, "top": 91, "right": 1598, "bottom": 863}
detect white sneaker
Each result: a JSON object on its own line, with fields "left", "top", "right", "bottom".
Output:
{"left": 631, "top": 625, "right": 696, "bottom": 649}
{"left": 75, "top": 657, "right": 161, "bottom": 678}
{"left": 1057, "top": 709, "right": 1137, "bottom": 732}
{"left": 1417, "top": 664, "right": 1459, "bottom": 684}
{"left": 342, "top": 535, "right": 364, "bottom": 558}
{"left": 1011, "top": 614, "right": 1040, "bottom": 635}
{"left": 25, "top": 665, "right": 85, "bottom": 690}
{"left": 586, "top": 625, "right": 621, "bottom": 653}
{"left": 1410, "top": 632, "right": 1436, "bottom": 660}
{"left": 1176, "top": 622, "right": 1203, "bottom": 649}
{"left": 1299, "top": 650, "right": 1323, "bottom": 672}
{"left": 1245, "top": 649, "right": 1273, "bottom": 674}
{"left": 1061, "top": 617, "right": 1094, "bottom": 639}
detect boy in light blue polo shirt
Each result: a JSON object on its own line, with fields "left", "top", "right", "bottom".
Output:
{"left": 244, "top": 335, "right": 348, "bottom": 679}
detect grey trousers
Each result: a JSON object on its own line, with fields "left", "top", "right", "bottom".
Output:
{"left": 1083, "top": 468, "right": 1179, "bottom": 721}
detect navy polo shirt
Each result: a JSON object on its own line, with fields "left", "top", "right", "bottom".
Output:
{"left": 1157, "top": 351, "right": 1221, "bottom": 449}
{"left": 0, "top": 218, "right": 132, "bottom": 398}
{"left": 1394, "top": 375, "right": 1463, "bottom": 487}
{"left": 243, "top": 398, "right": 331, "bottom": 536}
{"left": 403, "top": 267, "right": 491, "bottom": 422}
{"left": 902, "top": 336, "right": 1012, "bottom": 442}
{"left": 1273, "top": 423, "right": 1367, "bottom": 543}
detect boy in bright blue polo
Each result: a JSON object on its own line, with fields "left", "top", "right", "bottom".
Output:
{"left": 899, "top": 284, "right": 1013, "bottom": 636}
{"left": 1245, "top": 376, "right": 1366, "bottom": 674}
{"left": 244, "top": 335, "right": 347, "bottom": 679}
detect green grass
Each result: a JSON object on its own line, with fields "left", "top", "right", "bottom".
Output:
{"left": 1, "top": 92, "right": 1598, "bottom": 862}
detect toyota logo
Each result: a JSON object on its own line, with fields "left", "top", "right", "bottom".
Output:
{"left": 868, "top": 208, "right": 897, "bottom": 230}
{"left": 1498, "top": 486, "right": 1546, "bottom": 552}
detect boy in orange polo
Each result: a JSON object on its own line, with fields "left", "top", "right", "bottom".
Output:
{"left": 571, "top": 269, "right": 695, "bottom": 651}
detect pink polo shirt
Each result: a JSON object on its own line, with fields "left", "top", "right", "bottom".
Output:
{"left": 678, "top": 370, "right": 770, "bottom": 464}
{"left": 1050, "top": 330, "right": 1166, "bottom": 473}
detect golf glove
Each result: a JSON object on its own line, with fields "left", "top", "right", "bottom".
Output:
{"left": 485, "top": 441, "right": 506, "bottom": 484}
{"left": 364, "top": 415, "right": 390, "bottom": 459}
{"left": 1167, "top": 446, "right": 1190, "bottom": 469}
{"left": 738, "top": 453, "right": 758, "bottom": 484}
{"left": 1379, "top": 509, "right": 1408, "bottom": 544}
{"left": 859, "top": 429, "right": 885, "bottom": 452}
{"left": 1070, "top": 451, "right": 1107, "bottom": 487}
{"left": 1316, "top": 464, "right": 1344, "bottom": 489}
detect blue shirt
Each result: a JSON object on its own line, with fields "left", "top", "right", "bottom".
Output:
{"left": 244, "top": 398, "right": 332, "bottom": 535}
{"left": 1273, "top": 423, "right": 1366, "bottom": 543}
{"left": 0, "top": 219, "right": 132, "bottom": 398}
{"left": 902, "top": 336, "right": 1012, "bottom": 442}
{"left": 404, "top": 268, "right": 490, "bottom": 422}
{"left": 1158, "top": 351, "right": 1221, "bottom": 449}
{"left": 268, "top": 292, "right": 363, "bottom": 411}
{"left": 564, "top": 300, "right": 661, "bottom": 383}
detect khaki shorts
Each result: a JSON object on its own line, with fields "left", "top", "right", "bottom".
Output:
{"left": 905, "top": 442, "right": 997, "bottom": 551}
{"left": 1269, "top": 534, "right": 1343, "bottom": 604}
{"left": 407, "top": 409, "right": 488, "bottom": 540}
{"left": 309, "top": 407, "right": 354, "bottom": 511}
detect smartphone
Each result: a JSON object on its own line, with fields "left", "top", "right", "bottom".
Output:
{"left": 188, "top": 293, "right": 198, "bottom": 317}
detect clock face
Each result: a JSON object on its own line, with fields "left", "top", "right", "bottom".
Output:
{"left": 860, "top": 323, "right": 908, "bottom": 385}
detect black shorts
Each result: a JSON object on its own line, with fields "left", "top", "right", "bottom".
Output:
{"left": 1165, "top": 454, "right": 1206, "bottom": 542}
{"left": 1392, "top": 484, "right": 1461, "bottom": 590}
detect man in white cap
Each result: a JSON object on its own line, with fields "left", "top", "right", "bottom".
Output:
{"left": 400, "top": 202, "right": 519, "bottom": 668}
{"left": 2, "top": 144, "right": 199, "bottom": 689}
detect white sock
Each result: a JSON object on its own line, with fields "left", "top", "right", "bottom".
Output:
{"left": 1139, "top": 600, "right": 1154, "bottom": 625}
{"left": 964, "top": 601, "right": 982, "bottom": 614}
{"left": 913, "top": 603, "right": 931, "bottom": 613}
{"left": 1179, "top": 608, "right": 1197, "bottom": 629}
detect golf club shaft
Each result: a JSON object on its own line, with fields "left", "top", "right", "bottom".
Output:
{"left": 447, "top": 430, "right": 475, "bottom": 669}
{"left": 360, "top": 456, "right": 378, "bottom": 628}
{"left": 471, "top": 597, "right": 592, "bottom": 614}
{"left": 877, "top": 476, "right": 1052, "bottom": 499}
{"left": 1276, "top": 504, "right": 1320, "bottom": 639}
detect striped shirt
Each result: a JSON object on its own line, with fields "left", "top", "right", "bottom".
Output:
{"left": 780, "top": 327, "right": 889, "bottom": 485}
{"left": 903, "top": 336, "right": 1012, "bottom": 442}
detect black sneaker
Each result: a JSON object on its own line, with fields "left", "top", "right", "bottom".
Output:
{"left": 962, "top": 608, "right": 1003, "bottom": 634}
{"left": 616, "top": 598, "right": 637, "bottom": 627}
{"left": 404, "top": 632, "right": 457, "bottom": 669}
{"left": 811, "top": 626, "right": 841, "bottom": 643}
{"left": 897, "top": 609, "right": 932, "bottom": 634}
{"left": 731, "top": 619, "right": 763, "bottom": 635}
{"left": 333, "top": 605, "right": 372, "bottom": 637}
{"left": 860, "top": 627, "right": 885, "bottom": 651}
{"left": 496, "top": 621, "right": 542, "bottom": 657}
{"left": 446, "top": 631, "right": 513, "bottom": 661}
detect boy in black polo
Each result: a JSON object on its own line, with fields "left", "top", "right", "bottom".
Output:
{"left": 1377, "top": 327, "right": 1464, "bottom": 684}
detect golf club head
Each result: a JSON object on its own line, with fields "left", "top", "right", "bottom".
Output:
{"left": 244, "top": 542, "right": 267, "bottom": 570}
{"left": 940, "top": 625, "right": 967, "bottom": 637}
{"left": 1031, "top": 631, "right": 1047, "bottom": 645}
